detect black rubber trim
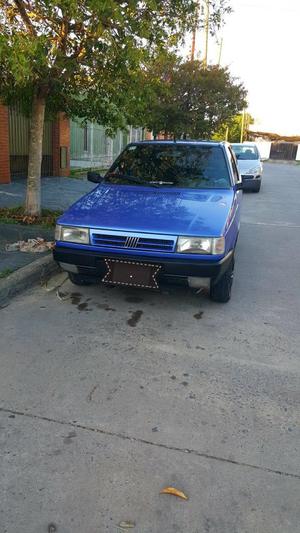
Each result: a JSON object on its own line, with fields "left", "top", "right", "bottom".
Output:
{"left": 53, "top": 246, "right": 233, "bottom": 282}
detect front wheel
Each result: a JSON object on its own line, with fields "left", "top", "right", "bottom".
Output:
{"left": 68, "top": 272, "right": 95, "bottom": 286}
{"left": 210, "top": 257, "right": 234, "bottom": 303}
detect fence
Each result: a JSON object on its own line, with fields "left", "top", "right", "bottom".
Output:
{"left": 251, "top": 140, "right": 300, "bottom": 161}
{"left": 70, "top": 121, "right": 144, "bottom": 169}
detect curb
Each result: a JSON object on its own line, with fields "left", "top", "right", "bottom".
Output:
{"left": 0, "top": 254, "right": 59, "bottom": 307}
{"left": 267, "top": 159, "right": 300, "bottom": 165}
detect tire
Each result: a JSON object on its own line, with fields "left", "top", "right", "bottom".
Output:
{"left": 68, "top": 272, "right": 95, "bottom": 286}
{"left": 252, "top": 182, "right": 261, "bottom": 193}
{"left": 210, "top": 257, "right": 234, "bottom": 303}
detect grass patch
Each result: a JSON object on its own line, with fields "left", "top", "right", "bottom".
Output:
{"left": 0, "top": 206, "right": 62, "bottom": 227}
{"left": 0, "top": 268, "right": 14, "bottom": 279}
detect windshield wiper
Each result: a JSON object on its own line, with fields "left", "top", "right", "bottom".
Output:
{"left": 106, "top": 173, "right": 159, "bottom": 187}
{"left": 149, "top": 181, "right": 175, "bottom": 186}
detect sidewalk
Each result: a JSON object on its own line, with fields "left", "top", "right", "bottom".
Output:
{"left": 0, "top": 223, "right": 54, "bottom": 274}
{"left": 0, "top": 177, "right": 94, "bottom": 278}
{"left": 0, "top": 176, "right": 94, "bottom": 210}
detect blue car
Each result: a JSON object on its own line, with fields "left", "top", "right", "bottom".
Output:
{"left": 54, "top": 140, "right": 243, "bottom": 302}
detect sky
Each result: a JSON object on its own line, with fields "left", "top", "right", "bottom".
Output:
{"left": 186, "top": 0, "right": 300, "bottom": 135}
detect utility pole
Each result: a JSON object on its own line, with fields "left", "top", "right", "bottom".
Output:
{"left": 191, "top": 1, "right": 200, "bottom": 61}
{"left": 218, "top": 37, "right": 223, "bottom": 67}
{"left": 240, "top": 109, "right": 246, "bottom": 143}
{"left": 225, "top": 126, "right": 229, "bottom": 142}
{"left": 191, "top": 28, "right": 196, "bottom": 61}
{"left": 203, "top": 0, "right": 209, "bottom": 67}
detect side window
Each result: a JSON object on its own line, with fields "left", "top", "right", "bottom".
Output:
{"left": 228, "top": 148, "right": 240, "bottom": 184}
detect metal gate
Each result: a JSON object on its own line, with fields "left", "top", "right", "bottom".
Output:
{"left": 70, "top": 121, "right": 144, "bottom": 168}
{"left": 270, "top": 142, "right": 298, "bottom": 161}
{"left": 8, "top": 105, "right": 53, "bottom": 178}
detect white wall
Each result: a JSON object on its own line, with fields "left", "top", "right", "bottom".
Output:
{"left": 256, "top": 141, "right": 271, "bottom": 160}
{"left": 70, "top": 158, "right": 112, "bottom": 169}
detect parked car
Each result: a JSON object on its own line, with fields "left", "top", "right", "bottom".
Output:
{"left": 53, "top": 141, "right": 243, "bottom": 302}
{"left": 231, "top": 142, "right": 263, "bottom": 192}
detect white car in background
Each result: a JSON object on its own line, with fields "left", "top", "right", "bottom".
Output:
{"left": 231, "top": 143, "right": 263, "bottom": 193}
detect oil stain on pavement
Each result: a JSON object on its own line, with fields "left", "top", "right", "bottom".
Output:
{"left": 194, "top": 311, "right": 204, "bottom": 319}
{"left": 125, "top": 296, "right": 144, "bottom": 303}
{"left": 127, "top": 310, "right": 143, "bottom": 327}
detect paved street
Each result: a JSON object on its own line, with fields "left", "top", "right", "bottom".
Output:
{"left": 1, "top": 163, "right": 300, "bottom": 533}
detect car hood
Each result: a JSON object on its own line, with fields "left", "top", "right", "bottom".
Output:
{"left": 58, "top": 184, "right": 234, "bottom": 237}
{"left": 237, "top": 159, "right": 261, "bottom": 173}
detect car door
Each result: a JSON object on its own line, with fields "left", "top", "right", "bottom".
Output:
{"left": 226, "top": 146, "right": 242, "bottom": 249}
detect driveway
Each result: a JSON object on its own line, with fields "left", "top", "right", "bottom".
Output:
{"left": 1, "top": 163, "right": 300, "bottom": 532}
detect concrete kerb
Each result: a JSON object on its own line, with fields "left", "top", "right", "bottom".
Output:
{"left": 0, "top": 254, "right": 60, "bottom": 307}
{"left": 267, "top": 159, "right": 299, "bottom": 165}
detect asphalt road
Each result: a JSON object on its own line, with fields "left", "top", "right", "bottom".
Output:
{"left": 1, "top": 162, "right": 300, "bottom": 533}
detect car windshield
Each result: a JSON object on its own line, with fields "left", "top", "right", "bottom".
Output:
{"left": 232, "top": 144, "right": 259, "bottom": 161}
{"left": 105, "top": 143, "right": 231, "bottom": 189}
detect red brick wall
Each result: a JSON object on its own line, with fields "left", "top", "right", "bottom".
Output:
{"left": 144, "top": 130, "right": 153, "bottom": 140}
{"left": 0, "top": 104, "right": 10, "bottom": 183}
{"left": 52, "top": 112, "right": 70, "bottom": 177}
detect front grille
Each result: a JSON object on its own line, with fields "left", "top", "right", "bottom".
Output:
{"left": 135, "top": 237, "right": 174, "bottom": 252}
{"left": 91, "top": 231, "right": 175, "bottom": 253}
{"left": 92, "top": 234, "right": 127, "bottom": 247}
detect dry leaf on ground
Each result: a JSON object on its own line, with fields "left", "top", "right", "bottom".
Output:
{"left": 6, "top": 238, "right": 54, "bottom": 253}
{"left": 118, "top": 521, "right": 136, "bottom": 529}
{"left": 160, "top": 486, "right": 188, "bottom": 500}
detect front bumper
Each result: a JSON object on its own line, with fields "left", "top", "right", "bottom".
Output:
{"left": 241, "top": 175, "right": 261, "bottom": 190}
{"left": 53, "top": 246, "right": 233, "bottom": 284}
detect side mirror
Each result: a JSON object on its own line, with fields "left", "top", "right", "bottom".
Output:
{"left": 236, "top": 181, "right": 243, "bottom": 191}
{"left": 87, "top": 171, "right": 103, "bottom": 183}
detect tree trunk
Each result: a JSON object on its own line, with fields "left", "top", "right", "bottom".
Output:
{"left": 25, "top": 93, "right": 46, "bottom": 216}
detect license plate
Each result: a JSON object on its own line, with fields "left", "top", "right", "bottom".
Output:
{"left": 102, "top": 259, "right": 162, "bottom": 289}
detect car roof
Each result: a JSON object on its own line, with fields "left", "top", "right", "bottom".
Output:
{"left": 132, "top": 140, "right": 227, "bottom": 147}
{"left": 231, "top": 142, "right": 257, "bottom": 146}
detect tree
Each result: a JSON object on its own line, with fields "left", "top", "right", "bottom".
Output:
{"left": 213, "top": 113, "right": 254, "bottom": 142}
{"left": 144, "top": 60, "right": 247, "bottom": 139}
{"left": 0, "top": 0, "right": 201, "bottom": 215}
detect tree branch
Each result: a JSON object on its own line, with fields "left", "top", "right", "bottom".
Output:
{"left": 13, "top": 0, "right": 36, "bottom": 35}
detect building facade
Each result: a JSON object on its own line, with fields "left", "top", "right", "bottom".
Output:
{"left": 0, "top": 102, "right": 145, "bottom": 183}
{"left": 70, "top": 121, "right": 144, "bottom": 169}
{"left": 0, "top": 103, "right": 70, "bottom": 184}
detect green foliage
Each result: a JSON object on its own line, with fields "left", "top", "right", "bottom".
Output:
{"left": 0, "top": 0, "right": 235, "bottom": 215}
{"left": 198, "top": 1, "right": 232, "bottom": 35}
{"left": 0, "top": 268, "right": 13, "bottom": 279}
{"left": 0, "top": 0, "right": 200, "bottom": 131}
{"left": 144, "top": 59, "right": 247, "bottom": 139}
{"left": 213, "top": 113, "right": 254, "bottom": 142}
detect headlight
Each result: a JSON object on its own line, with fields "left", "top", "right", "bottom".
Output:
{"left": 176, "top": 236, "right": 225, "bottom": 255}
{"left": 55, "top": 225, "right": 89, "bottom": 244}
{"left": 246, "top": 167, "right": 260, "bottom": 174}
